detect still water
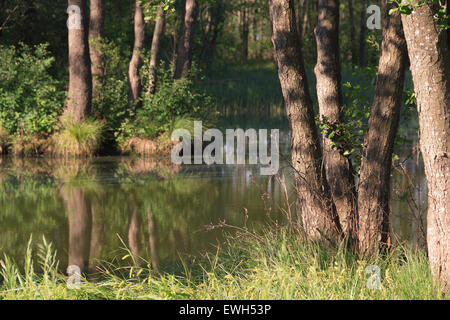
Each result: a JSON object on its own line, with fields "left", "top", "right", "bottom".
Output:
{"left": 0, "top": 137, "right": 427, "bottom": 274}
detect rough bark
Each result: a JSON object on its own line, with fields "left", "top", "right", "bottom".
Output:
{"left": 357, "top": 1, "right": 407, "bottom": 255}
{"left": 64, "top": 0, "right": 92, "bottom": 123}
{"left": 89, "top": 0, "right": 105, "bottom": 98}
{"left": 401, "top": 1, "right": 450, "bottom": 294}
{"left": 128, "top": 1, "right": 145, "bottom": 110}
{"left": 174, "top": 0, "right": 198, "bottom": 79}
{"left": 148, "top": 4, "right": 166, "bottom": 95}
{"left": 314, "top": 0, "right": 356, "bottom": 240}
{"left": 269, "top": 0, "right": 341, "bottom": 241}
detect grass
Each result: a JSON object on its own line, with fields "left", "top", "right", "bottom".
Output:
{"left": 0, "top": 228, "right": 443, "bottom": 300}
{"left": 53, "top": 119, "right": 103, "bottom": 157}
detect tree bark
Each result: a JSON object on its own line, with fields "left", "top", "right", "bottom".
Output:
{"left": 89, "top": 0, "right": 105, "bottom": 99}
{"left": 314, "top": 0, "right": 357, "bottom": 240}
{"left": 401, "top": 1, "right": 450, "bottom": 294}
{"left": 174, "top": 0, "right": 198, "bottom": 79}
{"left": 64, "top": 0, "right": 92, "bottom": 123}
{"left": 357, "top": 1, "right": 407, "bottom": 255}
{"left": 269, "top": 0, "right": 341, "bottom": 242}
{"left": 128, "top": 1, "right": 145, "bottom": 110}
{"left": 148, "top": 4, "right": 166, "bottom": 95}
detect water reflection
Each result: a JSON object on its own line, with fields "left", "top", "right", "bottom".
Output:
{"left": 0, "top": 150, "right": 427, "bottom": 274}
{"left": 0, "top": 156, "right": 290, "bottom": 273}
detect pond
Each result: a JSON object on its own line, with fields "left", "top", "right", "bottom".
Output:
{"left": 0, "top": 132, "right": 427, "bottom": 275}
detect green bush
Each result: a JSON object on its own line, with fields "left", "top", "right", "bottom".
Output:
{"left": 117, "top": 63, "right": 213, "bottom": 143}
{"left": 0, "top": 44, "right": 64, "bottom": 140}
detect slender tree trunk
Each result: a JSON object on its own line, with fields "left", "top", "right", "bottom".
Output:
{"left": 148, "top": 209, "right": 159, "bottom": 273}
{"left": 89, "top": 0, "right": 106, "bottom": 99}
{"left": 401, "top": 1, "right": 450, "bottom": 294}
{"left": 89, "top": 205, "right": 104, "bottom": 276}
{"left": 357, "top": 1, "right": 407, "bottom": 255}
{"left": 348, "top": 0, "right": 357, "bottom": 66}
{"left": 269, "top": 0, "right": 341, "bottom": 242}
{"left": 174, "top": 0, "right": 198, "bottom": 79}
{"left": 301, "top": 0, "right": 309, "bottom": 41}
{"left": 128, "top": 207, "right": 141, "bottom": 266}
{"left": 314, "top": 0, "right": 356, "bottom": 240}
{"left": 64, "top": 0, "right": 92, "bottom": 123}
{"left": 296, "top": 0, "right": 305, "bottom": 43}
{"left": 359, "top": 0, "right": 367, "bottom": 67}
{"left": 128, "top": 1, "right": 145, "bottom": 110}
{"left": 61, "top": 186, "right": 92, "bottom": 273}
{"left": 148, "top": 4, "right": 166, "bottom": 95}
{"left": 240, "top": 4, "right": 249, "bottom": 61}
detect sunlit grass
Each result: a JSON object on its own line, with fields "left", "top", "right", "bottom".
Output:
{"left": 0, "top": 228, "right": 442, "bottom": 300}
{"left": 52, "top": 119, "right": 103, "bottom": 157}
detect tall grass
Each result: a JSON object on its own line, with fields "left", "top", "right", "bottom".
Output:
{"left": 53, "top": 119, "right": 103, "bottom": 157}
{"left": 0, "top": 228, "right": 442, "bottom": 300}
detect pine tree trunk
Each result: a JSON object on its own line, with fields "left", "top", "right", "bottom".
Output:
{"left": 148, "top": 4, "right": 166, "bottom": 95}
{"left": 174, "top": 0, "right": 198, "bottom": 79}
{"left": 269, "top": 0, "right": 341, "bottom": 242}
{"left": 128, "top": 1, "right": 145, "bottom": 110}
{"left": 314, "top": 0, "right": 356, "bottom": 240}
{"left": 401, "top": 1, "right": 450, "bottom": 294}
{"left": 89, "top": 0, "right": 105, "bottom": 99}
{"left": 357, "top": 1, "right": 407, "bottom": 255}
{"left": 64, "top": 0, "right": 92, "bottom": 123}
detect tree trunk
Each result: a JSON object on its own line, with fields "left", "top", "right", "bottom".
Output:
{"left": 296, "top": 0, "right": 305, "bottom": 43}
{"left": 348, "top": 0, "right": 356, "bottom": 66}
{"left": 148, "top": 4, "right": 166, "bottom": 95}
{"left": 61, "top": 186, "right": 92, "bottom": 273}
{"left": 357, "top": 1, "right": 407, "bottom": 255}
{"left": 359, "top": 0, "right": 367, "bottom": 67}
{"left": 64, "top": 0, "right": 92, "bottom": 123}
{"left": 89, "top": 0, "right": 105, "bottom": 99}
{"left": 128, "top": 207, "right": 141, "bottom": 266}
{"left": 314, "top": 0, "right": 356, "bottom": 240}
{"left": 401, "top": 1, "right": 450, "bottom": 294}
{"left": 174, "top": 0, "right": 198, "bottom": 79}
{"left": 240, "top": 4, "right": 249, "bottom": 61}
{"left": 128, "top": 1, "right": 145, "bottom": 110}
{"left": 148, "top": 209, "right": 159, "bottom": 273}
{"left": 269, "top": 0, "right": 341, "bottom": 242}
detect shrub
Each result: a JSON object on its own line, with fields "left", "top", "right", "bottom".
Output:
{"left": 0, "top": 43, "right": 64, "bottom": 139}
{"left": 117, "top": 63, "right": 213, "bottom": 144}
